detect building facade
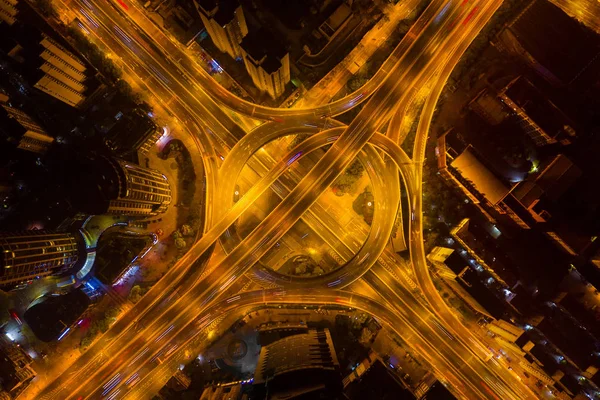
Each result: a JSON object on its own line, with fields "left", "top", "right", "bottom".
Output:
{"left": 0, "top": 231, "right": 80, "bottom": 288}
{"left": 0, "top": 336, "right": 36, "bottom": 398}
{"left": 498, "top": 77, "right": 576, "bottom": 146}
{"left": 105, "top": 109, "right": 161, "bottom": 156}
{"left": 240, "top": 28, "right": 290, "bottom": 99}
{"left": 34, "top": 34, "right": 88, "bottom": 107}
{"left": 0, "top": 98, "right": 54, "bottom": 154}
{"left": 73, "top": 156, "right": 172, "bottom": 217}
{"left": 108, "top": 159, "right": 172, "bottom": 216}
{"left": 0, "top": 0, "right": 18, "bottom": 26}
{"left": 194, "top": 0, "right": 248, "bottom": 59}
{"left": 0, "top": 20, "right": 89, "bottom": 108}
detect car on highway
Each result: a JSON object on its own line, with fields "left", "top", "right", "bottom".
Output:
{"left": 9, "top": 309, "right": 22, "bottom": 325}
{"left": 233, "top": 185, "right": 240, "bottom": 203}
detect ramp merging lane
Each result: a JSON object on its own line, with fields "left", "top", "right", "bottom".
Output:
{"left": 34, "top": 0, "right": 542, "bottom": 399}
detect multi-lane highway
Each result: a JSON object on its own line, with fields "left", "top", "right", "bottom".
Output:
{"left": 33, "top": 0, "right": 548, "bottom": 398}
{"left": 548, "top": 0, "right": 600, "bottom": 33}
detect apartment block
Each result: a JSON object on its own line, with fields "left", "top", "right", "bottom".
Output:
{"left": 0, "top": 230, "right": 80, "bottom": 288}
{"left": 72, "top": 156, "right": 172, "bottom": 217}
{"left": 0, "top": 98, "right": 54, "bottom": 154}
{"left": 240, "top": 28, "right": 290, "bottom": 99}
{"left": 0, "top": 0, "right": 18, "bottom": 26}
{"left": 194, "top": 0, "right": 248, "bottom": 59}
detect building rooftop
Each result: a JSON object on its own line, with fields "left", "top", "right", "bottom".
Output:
{"left": 450, "top": 148, "right": 511, "bottom": 205}
{"left": 513, "top": 154, "right": 581, "bottom": 209}
{"left": 254, "top": 329, "right": 339, "bottom": 385}
{"left": 502, "top": 77, "right": 574, "bottom": 142}
{"left": 105, "top": 109, "right": 157, "bottom": 155}
{"left": 344, "top": 359, "right": 413, "bottom": 400}
{"left": 241, "top": 28, "right": 287, "bottom": 74}
{"left": 197, "top": 0, "right": 239, "bottom": 26}
{"left": 0, "top": 336, "right": 35, "bottom": 397}
{"left": 23, "top": 288, "right": 90, "bottom": 342}
{"left": 509, "top": 0, "right": 600, "bottom": 84}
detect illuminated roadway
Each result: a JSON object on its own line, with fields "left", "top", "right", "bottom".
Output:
{"left": 548, "top": 0, "right": 600, "bottom": 33}
{"left": 34, "top": 0, "right": 543, "bottom": 399}
{"left": 48, "top": 1, "right": 536, "bottom": 398}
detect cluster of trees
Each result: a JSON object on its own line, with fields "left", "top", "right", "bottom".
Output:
{"left": 95, "top": 236, "right": 148, "bottom": 284}
{"left": 448, "top": 0, "right": 524, "bottom": 87}
{"left": 333, "top": 314, "right": 373, "bottom": 369}
{"left": 352, "top": 188, "right": 374, "bottom": 224}
{"left": 67, "top": 26, "right": 121, "bottom": 82}
{"left": 185, "top": 209, "right": 203, "bottom": 238}
{"left": 65, "top": 26, "right": 142, "bottom": 105}
{"left": 34, "top": 0, "right": 58, "bottom": 19}
{"left": 332, "top": 159, "right": 365, "bottom": 194}
{"left": 288, "top": 256, "right": 325, "bottom": 277}
{"left": 128, "top": 285, "right": 150, "bottom": 304}
{"left": 161, "top": 140, "right": 197, "bottom": 207}
{"left": 420, "top": 153, "right": 468, "bottom": 247}
{"left": 80, "top": 307, "right": 119, "bottom": 349}
{"left": 172, "top": 224, "right": 195, "bottom": 250}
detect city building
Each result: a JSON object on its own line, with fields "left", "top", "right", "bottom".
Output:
{"left": 426, "top": 246, "right": 454, "bottom": 264}
{"left": 0, "top": 0, "right": 18, "bottom": 26}
{"left": 498, "top": 77, "right": 576, "bottom": 146}
{"left": 0, "top": 97, "right": 54, "bottom": 154}
{"left": 104, "top": 109, "right": 161, "bottom": 156}
{"left": 439, "top": 130, "right": 594, "bottom": 269}
{"left": 253, "top": 328, "right": 342, "bottom": 399}
{"left": 516, "top": 330, "right": 591, "bottom": 397}
{"left": 71, "top": 155, "right": 172, "bottom": 217}
{"left": 23, "top": 287, "right": 91, "bottom": 342}
{"left": 0, "top": 336, "right": 36, "bottom": 398}
{"left": 194, "top": 0, "right": 248, "bottom": 59}
{"left": 143, "top": 0, "right": 201, "bottom": 45}
{"left": 437, "top": 142, "right": 530, "bottom": 228}
{"left": 0, "top": 230, "right": 81, "bottom": 289}
{"left": 427, "top": 246, "right": 497, "bottom": 321}
{"left": 317, "top": 2, "right": 352, "bottom": 41}
{"left": 487, "top": 319, "right": 524, "bottom": 342}
{"left": 344, "top": 356, "right": 413, "bottom": 400}
{"left": 240, "top": 28, "right": 290, "bottom": 99}
{"left": 199, "top": 382, "right": 242, "bottom": 400}
{"left": 499, "top": 0, "right": 600, "bottom": 88}
{"left": 164, "top": 370, "right": 192, "bottom": 392}
{"left": 0, "top": 24, "right": 89, "bottom": 107}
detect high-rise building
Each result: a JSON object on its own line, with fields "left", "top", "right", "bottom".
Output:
{"left": 33, "top": 34, "right": 88, "bottom": 107}
{"left": 241, "top": 28, "right": 290, "bottom": 99}
{"left": 498, "top": 77, "right": 576, "bottom": 146}
{"left": 0, "top": 98, "right": 54, "bottom": 154}
{"left": 104, "top": 109, "right": 161, "bottom": 156}
{"left": 194, "top": 0, "right": 248, "bottom": 59}
{"left": 72, "top": 156, "right": 172, "bottom": 217}
{"left": 0, "top": 0, "right": 18, "bottom": 26}
{"left": 0, "top": 230, "right": 80, "bottom": 288}
{"left": 0, "top": 23, "right": 89, "bottom": 108}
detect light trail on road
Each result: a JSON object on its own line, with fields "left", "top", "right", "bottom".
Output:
{"left": 31, "top": 0, "right": 546, "bottom": 398}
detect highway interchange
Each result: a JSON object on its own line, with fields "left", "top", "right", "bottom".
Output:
{"left": 36, "top": 0, "right": 548, "bottom": 398}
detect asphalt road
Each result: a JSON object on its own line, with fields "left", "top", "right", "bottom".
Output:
{"left": 34, "top": 0, "right": 545, "bottom": 399}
